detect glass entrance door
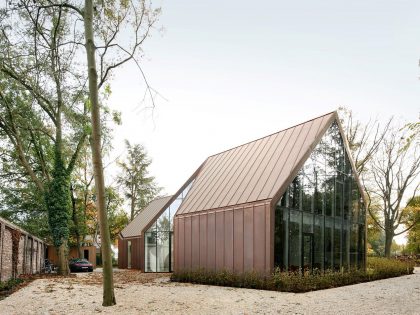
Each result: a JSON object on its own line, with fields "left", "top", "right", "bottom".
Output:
{"left": 127, "top": 241, "right": 132, "bottom": 269}
{"left": 302, "top": 233, "right": 313, "bottom": 272}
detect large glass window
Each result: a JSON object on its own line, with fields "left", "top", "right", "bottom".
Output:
{"left": 334, "top": 218, "right": 342, "bottom": 270}
{"left": 127, "top": 241, "right": 132, "bottom": 269}
{"left": 274, "top": 205, "right": 284, "bottom": 269}
{"left": 289, "top": 178, "right": 301, "bottom": 210}
{"left": 289, "top": 210, "right": 301, "bottom": 271}
{"left": 314, "top": 216, "right": 324, "bottom": 270}
{"left": 274, "top": 121, "right": 365, "bottom": 272}
{"left": 350, "top": 223, "right": 358, "bottom": 268}
{"left": 342, "top": 220, "right": 349, "bottom": 270}
{"left": 144, "top": 181, "right": 194, "bottom": 272}
{"left": 358, "top": 224, "right": 365, "bottom": 268}
{"left": 325, "top": 217, "right": 334, "bottom": 269}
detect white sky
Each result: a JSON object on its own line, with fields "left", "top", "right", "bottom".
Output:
{"left": 106, "top": 1, "right": 420, "bottom": 243}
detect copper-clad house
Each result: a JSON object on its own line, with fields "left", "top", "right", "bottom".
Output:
{"left": 119, "top": 111, "right": 366, "bottom": 273}
{"left": 118, "top": 173, "right": 199, "bottom": 271}
{"left": 174, "top": 111, "right": 366, "bottom": 274}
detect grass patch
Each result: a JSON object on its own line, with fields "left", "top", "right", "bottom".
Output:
{"left": 171, "top": 257, "right": 415, "bottom": 292}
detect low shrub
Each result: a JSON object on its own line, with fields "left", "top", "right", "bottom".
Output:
{"left": 0, "top": 278, "right": 24, "bottom": 296}
{"left": 171, "top": 269, "right": 269, "bottom": 290}
{"left": 366, "top": 257, "right": 414, "bottom": 279}
{"left": 171, "top": 257, "right": 414, "bottom": 293}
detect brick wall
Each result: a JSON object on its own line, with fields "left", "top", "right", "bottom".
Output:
{"left": 17, "top": 235, "right": 25, "bottom": 274}
{"left": 1, "top": 227, "right": 13, "bottom": 282}
{"left": 0, "top": 218, "right": 46, "bottom": 282}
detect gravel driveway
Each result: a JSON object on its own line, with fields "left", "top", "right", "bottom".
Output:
{"left": 0, "top": 268, "right": 419, "bottom": 314}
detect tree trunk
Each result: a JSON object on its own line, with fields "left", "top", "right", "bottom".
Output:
{"left": 70, "top": 184, "right": 83, "bottom": 258}
{"left": 384, "top": 230, "right": 393, "bottom": 258}
{"left": 130, "top": 196, "right": 135, "bottom": 221}
{"left": 57, "top": 240, "right": 69, "bottom": 274}
{"left": 84, "top": 0, "right": 116, "bottom": 306}
{"left": 45, "top": 169, "right": 71, "bottom": 276}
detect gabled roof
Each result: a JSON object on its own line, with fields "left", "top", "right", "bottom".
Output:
{"left": 120, "top": 195, "right": 172, "bottom": 238}
{"left": 176, "top": 112, "right": 337, "bottom": 215}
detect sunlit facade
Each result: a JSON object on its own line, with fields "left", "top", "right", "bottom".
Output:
{"left": 274, "top": 122, "right": 366, "bottom": 271}
{"left": 120, "top": 112, "right": 367, "bottom": 275}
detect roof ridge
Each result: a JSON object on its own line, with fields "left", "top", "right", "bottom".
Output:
{"left": 207, "top": 110, "right": 337, "bottom": 159}
{"left": 120, "top": 195, "right": 174, "bottom": 238}
{"left": 153, "top": 194, "right": 173, "bottom": 200}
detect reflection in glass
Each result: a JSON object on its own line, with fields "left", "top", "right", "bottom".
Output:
{"left": 289, "top": 178, "right": 301, "bottom": 209}
{"left": 274, "top": 205, "right": 284, "bottom": 269}
{"left": 145, "top": 232, "right": 156, "bottom": 272}
{"left": 314, "top": 173, "right": 323, "bottom": 215}
{"left": 144, "top": 180, "right": 195, "bottom": 272}
{"left": 334, "top": 219, "right": 341, "bottom": 270}
{"left": 335, "top": 181, "right": 343, "bottom": 217}
{"left": 325, "top": 217, "right": 333, "bottom": 269}
{"left": 274, "top": 121, "right": 365, "bottom": 272}
{"left": 302, "top": 172, "right": 313, "bottom": 212}
{"left": 351, "top": 179, "right": 359, "bottom": 223}
{"left": 156, "top": 231, "right": 170, "bottom": 272}
{"left": 289, "top": 210, "right": 301, "bottom": 271}
{"left": 350, "top": 224, "right": 358, "bottom": 268}
{"left": 358, "top": 225, "right": 365, "bottom": 268}
{"left": 342, "top": 221, "right": 349, "bottom": 270}
{"left": 314, "top": 216, "right": 323, "bottom": 270}
{"left": 325, "top": 176, "right": 334, "bottom": 216}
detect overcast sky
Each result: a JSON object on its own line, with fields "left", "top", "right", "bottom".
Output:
{"left": 106, "top": 0, "right": 420, "bottom": 242}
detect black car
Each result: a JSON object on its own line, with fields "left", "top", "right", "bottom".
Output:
{"left": 69, "top": 258, "right": 93, "bottom": 272}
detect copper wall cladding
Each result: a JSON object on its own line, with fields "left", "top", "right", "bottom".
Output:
{"left": 174, "top": 200, "right": 273, "bottom": 274}
{"left": 118, "top": 237, "right": 143, "bottom": 270}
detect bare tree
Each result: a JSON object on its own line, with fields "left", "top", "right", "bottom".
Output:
{"left": 338, "top": 107, "right": 391, "bottom": 175}
{"left": 363, "top": 125, "right": 420, "bottom": 257}
{"left": 339, "top": 108, "right": 420, "bottom": 257}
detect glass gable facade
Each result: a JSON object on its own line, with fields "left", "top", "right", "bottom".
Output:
{"left": 274, "top": 122, "right": 365, "bottom": 272}
{"left": 144, "top": 181, "right": 194, "bottom": 272}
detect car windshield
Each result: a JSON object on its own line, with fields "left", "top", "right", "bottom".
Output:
{"left": 71, "top": 259, "right": 90, "bottom": 264}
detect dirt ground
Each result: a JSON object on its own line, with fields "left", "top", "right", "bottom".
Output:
{"left": 0, "top": 268, "right": 419, "bottom": 314}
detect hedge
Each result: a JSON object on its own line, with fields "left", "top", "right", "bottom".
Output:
{"left": 171, "top": 257, "right": 414, "bottom": 293}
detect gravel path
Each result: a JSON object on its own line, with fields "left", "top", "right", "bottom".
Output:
{"left": 0, "top": 268, "right": 419, "bottom": 315}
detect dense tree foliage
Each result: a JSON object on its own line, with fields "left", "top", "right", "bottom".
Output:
{"left": 117, "top": 140, "right": 161, "bottom": 221}
{"left": 404, "top": 196, "right": 420, "bottom": 254}
{"left": 0, "top": 3, "right": 90, "bottom": 274}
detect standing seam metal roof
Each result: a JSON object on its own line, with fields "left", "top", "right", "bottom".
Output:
{"left": 120, "top": 195, "right": 172, "bottom": 238}
{"left": 177, "top": 112, "right": 336, "bottom": 215}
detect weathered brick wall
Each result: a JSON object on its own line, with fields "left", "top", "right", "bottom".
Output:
{"left": 32, "top": 240, "right": 38, "bottom": 273}
{"left": 17, "top": 235, "right": 25, "bottom": 275}
{"left": 25, "top": 238, "right": 32, "bottom": 273}
{"left": 1, "top": 228, "right": 13, "bottom": 282}
{"left": 0, "top": 218, "right": 45, "bottom": 282}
